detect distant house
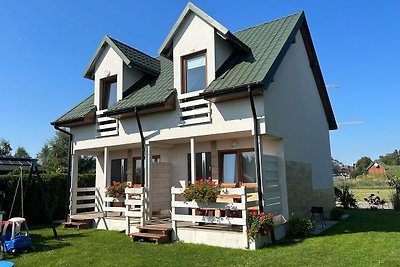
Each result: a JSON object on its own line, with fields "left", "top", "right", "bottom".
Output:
{"left": 367, "top": 161, "right": 400, "bottom": 175}
{"left": 52, "top": 3, "right": 337, "bottom": 249}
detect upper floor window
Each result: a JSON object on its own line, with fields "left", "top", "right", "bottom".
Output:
{"left": 182, "top": 51, "right": 206, "bottom": 93}
{"left": 100, "top": 75, "right": 117, "bottom": 110}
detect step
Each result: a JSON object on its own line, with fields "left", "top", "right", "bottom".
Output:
{"left": 137, "top": 226, "right": 172, "bottom": 237}
{"left": 63, "top": 218, "right": 92, "bottom": 229}
{"left": 130, "top": 232, "right": 170, "bottom": 244}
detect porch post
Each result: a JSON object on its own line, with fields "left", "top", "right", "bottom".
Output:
{"left": 104, "top": 147, "right": 110, "bottom": 188}
{"left": 190, "top": 138, "right": 196, "bottom": 184}
{"left": 70, "top": 153, "right": 79, "bottom": 215}
{"left": 145, "top": 144, "right": 152, "bottom": 220}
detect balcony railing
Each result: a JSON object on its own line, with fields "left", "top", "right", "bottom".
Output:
{"left": 178, "top": 90, "right": 211, "bottom": 126}
{"left": 96, "top": 110, "right": 118, "bottom": 137}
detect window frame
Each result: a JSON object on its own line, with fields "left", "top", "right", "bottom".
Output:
{"left": 181, "top": 50, "right": 207, "bottom": 94}
{"left": 100, "top": 75, "right": 117, "bottom": 110}
{"left": 218, "top": 148, "right": 256, "bottom": 187}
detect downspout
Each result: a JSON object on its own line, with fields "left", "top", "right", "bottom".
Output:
{"left": 248, "top": 85, "right": 263, "bottom": 213}
{"left": 54, "top": 125, "right": 72, "bottom": 221}
{"left": 135, "top": 108, "right": 145, "bottom": 187}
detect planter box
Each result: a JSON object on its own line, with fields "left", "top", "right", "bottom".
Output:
{"left": 248, "top": 234, "right": 272, "bottom": 250}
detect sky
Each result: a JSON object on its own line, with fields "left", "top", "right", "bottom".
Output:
{"left": 0, "top": 1, "right": 399, "bottom": 165}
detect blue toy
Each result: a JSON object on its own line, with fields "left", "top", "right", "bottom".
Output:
{"left": 1, "top": 217, "right": 32, "bottom": 256}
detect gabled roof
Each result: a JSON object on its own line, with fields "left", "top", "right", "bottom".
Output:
{"left": 51, "top": 94, "right": 96, "bottom": 126}
{"left": 158, "top": 2, "right": 250, "bottom": 59}
{"left": 104, "top": 56, "right": 176, "bottom": 116}
{"left": 83, "top": 35, "right": 161, "bottom": 79}
{"left": 201, "top": 11, "right": 337, "bottom": 130}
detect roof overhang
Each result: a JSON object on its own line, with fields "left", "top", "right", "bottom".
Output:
{"left": 158, "top": 2, "right": 250, "bottom": 59}
{"left": 103, "top": 91, "right": 176, "bottom": 119}
{"left": 51, "top": 107, "right": 96, "bottom": 127}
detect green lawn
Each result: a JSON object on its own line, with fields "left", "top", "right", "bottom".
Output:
{"left": 5, "top": 209, "right": 400, "bottom": 266}
{"left": 352, "top": 188, "right": 392, "bottom": 202}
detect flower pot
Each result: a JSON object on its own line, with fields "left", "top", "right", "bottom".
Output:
{"left": 248, "top": 234, "right": 271, "bottom": 250}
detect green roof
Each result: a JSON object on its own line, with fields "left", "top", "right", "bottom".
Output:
{"left": 104, "top": 56, "right": 175, "bottom": 115}
{"left": 205, "top": 11, "right": 303, "bottom": 93}
{"left": 54, "top": 9, "right": 336, "bottom": 129}
{"left": 83, "top": 35, "right": 160, "bottom": 79}
{"left": 52, "top": 94, "right": 95, "bottom": 126}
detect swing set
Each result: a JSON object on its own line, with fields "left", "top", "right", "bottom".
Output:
{"left": 0, "top": 156, "right": 58, "bottom": 258}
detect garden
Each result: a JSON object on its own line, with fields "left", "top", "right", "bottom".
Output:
{"left": 1, "top": 209, "right": 399, "bottom": 266}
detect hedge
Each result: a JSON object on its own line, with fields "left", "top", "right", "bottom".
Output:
{"left": 0, "top": 173, "right": 95, "bottom": 225}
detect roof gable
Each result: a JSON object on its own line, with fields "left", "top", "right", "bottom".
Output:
{"left": 83, "top": 36, "right": 160, "bottom": 79}
{"left": 158, "top": 2, "right": 250, "bottom": 59}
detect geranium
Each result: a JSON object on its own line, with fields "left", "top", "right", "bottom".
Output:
{"left": 182, "top": 178, "right": 221, "bottom": 205}
{"left": 106, "top": 181, "right": 128, "bottom": 198}
{"left": 247, "top": 212, "right": 274, "bottom": 241}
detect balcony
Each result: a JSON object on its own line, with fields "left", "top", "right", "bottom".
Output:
{"left": 178, "top": 90, "right": 211, "bottom": 126}
{"left": 96, "top": 110, "right": 119, "bottom": 137}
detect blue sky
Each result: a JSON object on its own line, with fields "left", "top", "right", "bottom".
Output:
{"left": 0, "top": 1, "right": 399, "bottom": 165}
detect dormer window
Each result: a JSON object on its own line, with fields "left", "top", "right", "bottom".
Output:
{"left": 100, "top": 75, "right": 117, "bottom": 110}
{"left": 182, "top": 51, "right": 207, "bottom": 93}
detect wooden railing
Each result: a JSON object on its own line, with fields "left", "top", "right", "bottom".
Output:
{"left": 75, "top": 187, "right": 98, "bottom": 213}
{"left": 96, "top": 109, "right": 118, "bottom": 137}
{"left": 125, "top": 187, "right": 148, "bottom": 234}
{"left": 171, "top": 186, "right": 258, "bottom": 239}
{"left": 178, "top": 90, "right": 211, "bottom": 126}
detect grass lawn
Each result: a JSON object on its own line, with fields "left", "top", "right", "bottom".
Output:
{"left": 4, "top": 209, "right": 400, "bottom": 266}
{"left": 352, "top": 188, "right": 392, "bottom": 202}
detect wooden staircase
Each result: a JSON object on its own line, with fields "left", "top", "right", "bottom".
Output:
{"left": 63, "top": 218, "right": 92, "bottom": 229}
{"left": 130, "top": 225, "right": 172, "bottom": 244}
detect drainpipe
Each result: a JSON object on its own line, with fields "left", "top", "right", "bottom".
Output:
{"left": 248, "top": 85, "right": 263, "bottom": 213}
{"left": 54, "top": 125, "right": 73, "bottom": 221}
{"left": 135, "top": 108, "right": 145, "bottom": 187}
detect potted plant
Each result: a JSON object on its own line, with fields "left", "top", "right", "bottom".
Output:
{"left": 182, "top": 178, "right": 221, "bottom": 205}
{"left": 106, "top": 181, "right": 127, "bottom": 201}
{"left": 247, "top": 212, "right": 274, "bottom": 249}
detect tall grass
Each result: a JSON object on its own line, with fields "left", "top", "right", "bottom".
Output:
{"left": 334, "top": 174, "right": 389, "bottom": 189}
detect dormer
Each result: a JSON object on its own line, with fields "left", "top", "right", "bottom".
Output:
{"left": 158, "top": 3, "right": 250, "bottom": 125}
{"left": 83, "top": 35, "right": 161, "bottom": 112}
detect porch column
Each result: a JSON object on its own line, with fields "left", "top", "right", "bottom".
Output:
{"left": 145, "top": 144, "right": 152, "bottom": 220}
{"left": 70, "top": 153, "right": 79, "bottom": 215}
{"left": 190, "top": 138, "right": 196, "bottom": 184}
{"left": 103, "top": 147, "right": 109, "bottom": 188}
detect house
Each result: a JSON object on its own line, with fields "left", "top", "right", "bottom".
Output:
{"left": 52, "top": 3, "right": 337, "bottom": 249}
{"left": 366, "top": 161, "right": 400, "bottom": 175}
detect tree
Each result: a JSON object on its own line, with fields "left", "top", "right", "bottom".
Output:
{"left": 0, "top": 138, "right": 12, "bottom": 156}
{"left": 350, "top": 156, "right": 372, "bottom": 178}
{"left": 14, "top": 146, "right": 30, "bottom": 158}
{"left": 380, "top": 149, "right": 400, "bottom": 166}
{"left": 38, "top": 131, "right": 69, "bottom": 173}
{"left": 38, "top": 131, "right": 96, "bottom": 173}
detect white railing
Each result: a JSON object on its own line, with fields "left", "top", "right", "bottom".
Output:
{"left": 125, "top": 187, "right": 148, "bottom": 234}
{"left": 96, "top": 110, "right": 118, "bottom": 137}
{"left": 178, "top": 90, "right": 211, "bottom": 126}
{"left": 75, "top": 187, "right": 99, "bottom": 213}
{"left": 171, "top": 186, "right": 258, "bottom": 241}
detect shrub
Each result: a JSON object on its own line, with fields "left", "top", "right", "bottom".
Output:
{"left": 0, "top": 173, "right": 95, "bottom": 224}
{"left": 182, "top": 178, "right": 221, "bottom": 205}
{"left": 335, "top": 185, "right": 357, "bottom": 209}
{"left": 247, "top": 212, "right": 274, "bottom": 241}
{"left": 288, "top": 216, "right": 315, "bottom": 237}
{"left": 390, "top": 191, "right": 400, "bottom": 211}
{"left": 330, "top": 207, "right": 344, "bottom": 220}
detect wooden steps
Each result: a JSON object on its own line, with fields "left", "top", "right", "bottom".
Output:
{"left": 63, "top": 218, "right": 92, "bottom": 229}
{"left": 130, "top": 225, "right": 172, "bottom": 244}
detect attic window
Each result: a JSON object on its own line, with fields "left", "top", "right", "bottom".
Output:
{"left": 182, "top": 51, "right": 207, "bottom": 93}
{"left": 100, "top": 75, "right": 117, "bottom": 110}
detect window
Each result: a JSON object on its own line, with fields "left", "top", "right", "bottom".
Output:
{"left": 182, "top": 51, "right": 206, "bottom": 93}
{"left": 100, "top": 75, "right": 117, "bottom": 109}
{"left": 187, "top": 152, "right": 211, "bottom": 181}
{"left": 219, "top": 149, "right": 256, "bottom": 185}
{"left": 132, "top": 155, "right": 161, "bottom": 185}
{"left": 111, "top": 158, "right": 127, "bottom": 183}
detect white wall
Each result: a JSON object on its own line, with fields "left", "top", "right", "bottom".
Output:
{"left": 264, "top": 30, "right": 333, "bottom": 189}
